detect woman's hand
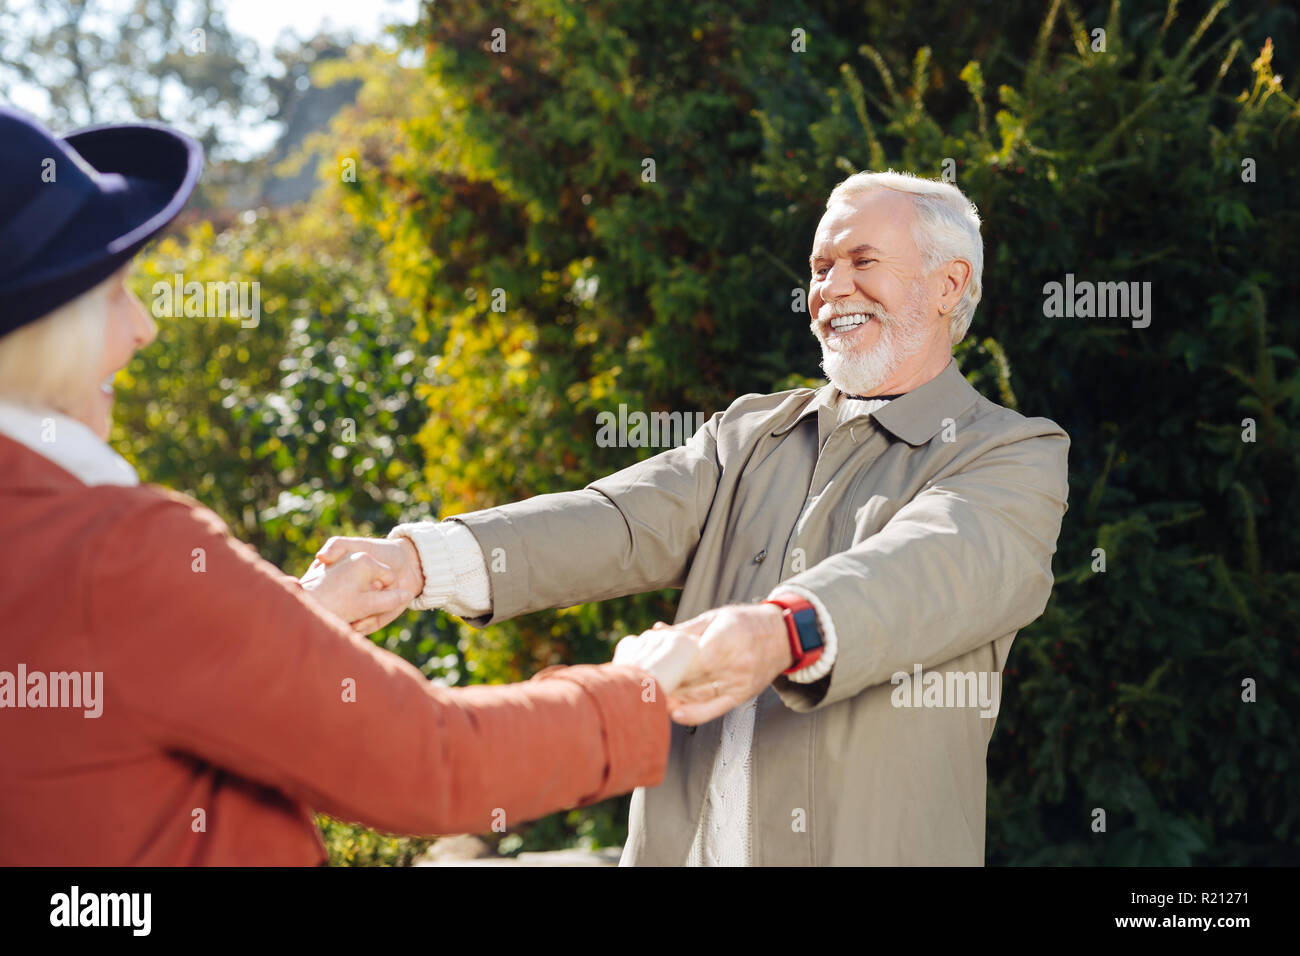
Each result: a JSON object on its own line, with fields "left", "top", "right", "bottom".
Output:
{"left": 299, "top": 550, "right": 413, "bottom": 632}
{"left": 311, "top": 536, "right": 425, "bottom": 632}
{"left": 612, "top": 622, "right": 700, "bottom": 697}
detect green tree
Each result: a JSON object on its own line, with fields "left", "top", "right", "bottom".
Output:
{"left": 323, "top": 0, "right": 1298, "bottom": 862}
{"left": 120, "top": 196, "right": 454, "bottom": 864}
{"left": 117, "top": 0, "right": 1300, "bottom": 863}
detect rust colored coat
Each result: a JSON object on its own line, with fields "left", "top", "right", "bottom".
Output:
{"left": 0, "top": 435, "right": 668, "bottom": 865}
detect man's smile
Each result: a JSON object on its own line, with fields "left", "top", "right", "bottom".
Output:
{"left": 829, "top": 311, "right": 873, "bottom": 332}
{"left": 818, "top": 312, "right": 881, "bottom": 349}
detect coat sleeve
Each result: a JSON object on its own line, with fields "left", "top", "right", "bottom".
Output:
{"left": 84, "top": 494, "right": 670, "bottom": 837}
{"left": 449, "top": 411, "right": 724, "bottom": 626}
{"left": 772, "top": 421, "right": 1070, "bottom": 712}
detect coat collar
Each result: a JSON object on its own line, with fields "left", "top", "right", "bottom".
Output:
{"left": 771, "top": 358, "right": 982, "bottom": 446}
{"left": 0, "top": 400, "right": 138, "bottom": 488}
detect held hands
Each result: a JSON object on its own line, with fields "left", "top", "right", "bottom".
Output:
{"left": 308, "top": 536, "right": 425, "bottom": 633}
{"left": 613, "top": 603, "right": 794, "bottom": 725}
{"left": 303, "top": 532, "right": 795, "bottom": 714}
{"left": 299, "top": 548, "right": 413, "bottom": 633}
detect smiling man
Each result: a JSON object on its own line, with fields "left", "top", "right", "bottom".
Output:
{"left": 317, "top": 170, "right": 1071, "bottom": 866}
{"left": 809, "top": 185, "right": 962, "bottom": 397}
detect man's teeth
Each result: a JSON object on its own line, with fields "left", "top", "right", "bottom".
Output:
{"left": 829, "top": 313, "right": 870, "bottom": 331}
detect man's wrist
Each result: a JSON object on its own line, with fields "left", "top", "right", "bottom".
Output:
{"left": 388, "top": 521, "right": 493, "bottom": 616}
{"left": 759, "top": 602, "right": 796, "bottom": 673}
{"left": 764, "top": 593, "right": 824, "bottom": 674}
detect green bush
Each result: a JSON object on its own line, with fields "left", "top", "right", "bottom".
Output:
{"left": 316, "top": 816, "right": 433, "bottom": 867}
{"left": 743, "top": 1, "right": 1300, "bottom": 863}
{"left": 119, "top": 0, "right": 1299, "bottom": 863}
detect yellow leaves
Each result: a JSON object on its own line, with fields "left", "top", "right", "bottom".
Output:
{"left": 113, "top": 365, "right": 139, "bottom": 392}
{"left": 910, "top": 46, "right": 932, "bottom": 105}
{"left": 586, "top": 367, "right": 620, "bottom": 402}
{"left": 959, "top": 60, "right": 985, "bottom": 96}
{"left": 1251, "top": 36, "right": 1274, "bottom": 75}
{"left": 960, "top": 61, "right": 989, "bottom": 141}
{"left": 1238, "top": 37, "right": 1291, "bottom": 109}
{"left": 241, "top": 247, "right": 266, "bottom": 277}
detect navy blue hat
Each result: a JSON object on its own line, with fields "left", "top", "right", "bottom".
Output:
{"left": 0, "top": 106, "right": 203, "bottom": 338}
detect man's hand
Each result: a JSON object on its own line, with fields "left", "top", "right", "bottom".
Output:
{"left": 312, "top": 536, "right": 424, "bottom": 633}
{"left": 299, "top": 550, "right": 413, "bottom": 632}
{"left": 656, "top": 603, "right": 794, "bottom": 725}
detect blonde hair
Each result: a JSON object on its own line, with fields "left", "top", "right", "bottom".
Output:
{"left": 0, "top": 279, "right": 111, "bottom": 415}
{"left": 827, "top": 170, "right": 983, "bottom": 345}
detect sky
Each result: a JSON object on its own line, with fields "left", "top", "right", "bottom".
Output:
{"left": 222, "top": 0, "right": 419, "bottom": 51}
{"left": 216, "top": 0, "right": 421, "bottom": 155}
{"left": 3, "top": 0, "right": 421, "bottom": 158}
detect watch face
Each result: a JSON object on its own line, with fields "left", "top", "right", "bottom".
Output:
{"left": 791, "top": 606, "right": 823, "bottom": 651}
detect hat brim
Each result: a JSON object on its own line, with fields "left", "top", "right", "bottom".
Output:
{"left": 2, "top": 123, "right": 202, "bottom": 330}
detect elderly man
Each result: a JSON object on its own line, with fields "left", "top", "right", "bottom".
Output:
{"left": 319, "top": 170, "right": 1070, "bottom": 866}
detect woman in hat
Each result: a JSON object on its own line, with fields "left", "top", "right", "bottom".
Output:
{"left": 0, "top": 107, "right": 695, "bottom": 865}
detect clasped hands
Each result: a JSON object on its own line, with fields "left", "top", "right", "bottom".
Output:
{"left": 299, "top": 536, "right": 423, "bottom": 633}
{"left": 300, "top": 535, "right": 793, "bottom": 726}
{"left": 612, "top": 605, "right": 794, "bottom": 725}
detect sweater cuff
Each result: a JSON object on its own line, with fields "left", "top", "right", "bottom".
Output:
{"left": 388, "top": 520, "right": 492, "bottom": 617}
{"left": 766, "top": 584, "right": 839, "bottom": 684}
{"left": 531, "top": 664, "right": 670, "bottom": 803}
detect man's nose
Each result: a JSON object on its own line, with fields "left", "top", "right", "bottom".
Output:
{"left": 823, "top": 261, "right": 858, "bottom": 298}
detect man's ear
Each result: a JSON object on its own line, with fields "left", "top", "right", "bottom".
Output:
{"left": 938, "top": 258, "right": 972, "bottom": 312}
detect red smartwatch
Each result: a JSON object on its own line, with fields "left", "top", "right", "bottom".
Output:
{"left": 764, "top": 594, "right": 824, "bottom": 674}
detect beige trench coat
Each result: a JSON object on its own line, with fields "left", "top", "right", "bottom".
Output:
{"left": 452, "top": 358, "right": 1070, "bottom": 865}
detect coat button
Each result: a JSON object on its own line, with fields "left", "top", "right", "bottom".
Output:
{"left": 753, "top": 549, "right": 767, "bottom": 564}
{"left": 687, "top": 726, "right": 697, "bottom": 735}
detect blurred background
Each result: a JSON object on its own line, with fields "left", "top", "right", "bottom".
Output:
{"left": 3, "top": 0, "right": 1296, "bottom": 865}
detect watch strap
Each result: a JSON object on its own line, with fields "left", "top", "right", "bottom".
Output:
{"left": 765, "top": 594, "right": 824, "bottom": 674}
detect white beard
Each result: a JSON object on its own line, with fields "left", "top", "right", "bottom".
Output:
{"left": 812, "top": 286, "right": 931, "bottom": 396}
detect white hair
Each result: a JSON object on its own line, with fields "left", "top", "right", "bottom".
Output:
{"left": 826, "top": 170, "right": 983, "bottom": 345}
{"left": 0, "top": 279, "right": 111, "bottom": 415}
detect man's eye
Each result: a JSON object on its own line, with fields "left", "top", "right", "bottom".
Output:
{"left": 856, "top": 259, "right": 876, "bottom": 267}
